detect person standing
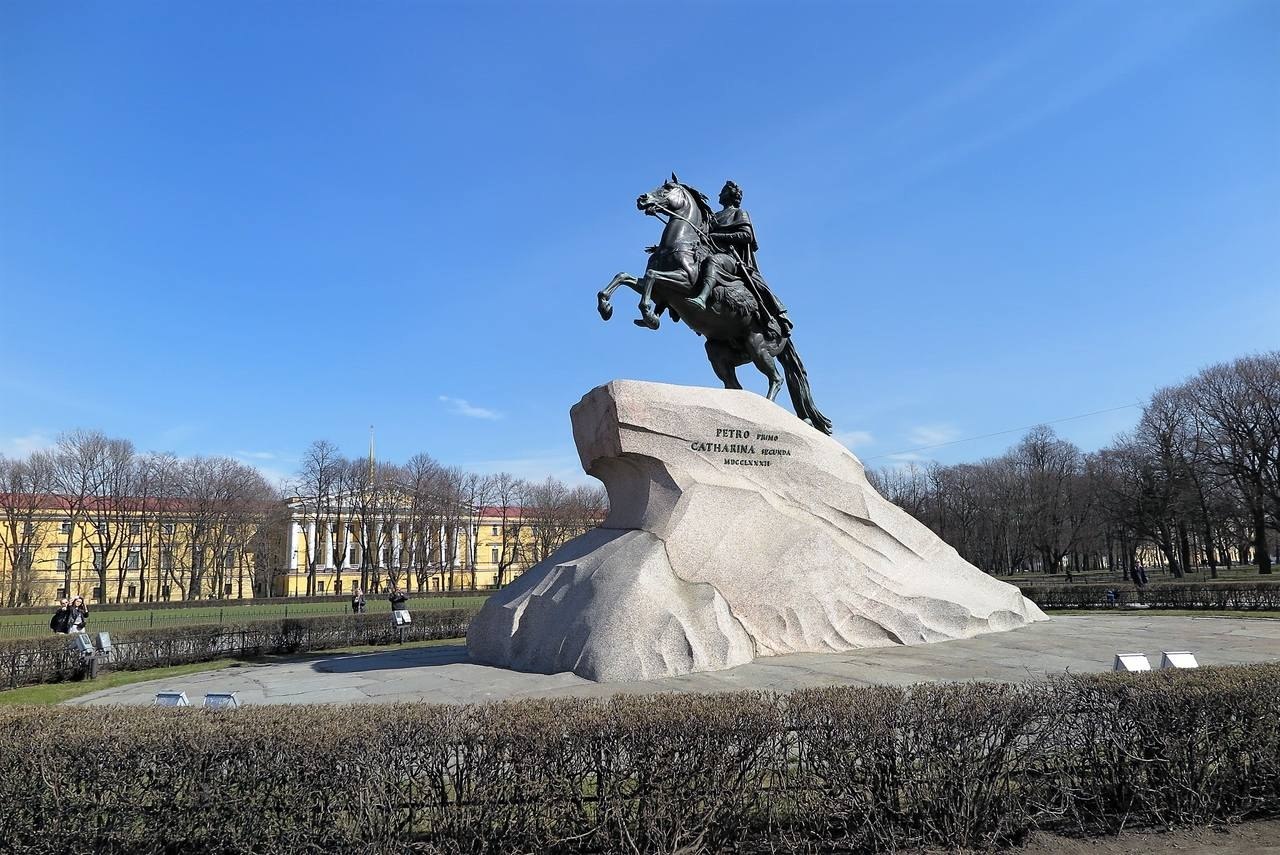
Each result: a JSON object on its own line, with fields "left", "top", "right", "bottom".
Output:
{"left": 49, "top": 598, "right": 71, "bottom": 634}
{"left": 351, "top": 587, "right": 366, "bottom": 614}
{"left": 67, "top": 596, "right": 89, "bottom": 634}
{"left": 388, "top": 586, "right": 410, "bottom": 635}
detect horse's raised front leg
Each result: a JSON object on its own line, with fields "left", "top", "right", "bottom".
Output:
{"left": 597, "top": 272, "right": 637, "bottom": 321}
{"left": 633, "top": 274, "right": 660, "bottom": 330}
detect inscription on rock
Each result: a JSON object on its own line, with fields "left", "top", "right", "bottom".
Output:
{"left": 689, "top": 424, "right": 791, "bottom": 468}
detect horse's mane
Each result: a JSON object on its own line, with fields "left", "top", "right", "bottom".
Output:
{"left": 676, "top": 181, "right": 715, "bottom": 226}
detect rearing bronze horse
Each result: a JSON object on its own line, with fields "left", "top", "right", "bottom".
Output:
{"left": 596, "top": 174, "right": 832, "bottom": 434}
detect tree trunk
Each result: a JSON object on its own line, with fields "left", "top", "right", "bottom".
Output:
{"left": 1202, "top": 522, "right": 1218, "bottom": 578}
{"left": 1176, "top": 522, "right": 1191, "bottom": 579}
{"left": 1253, "top": 503, "right": 1273, "bottom": 575}
{"left": 1157, "top": 524, "right": 1180, "bottom": 576}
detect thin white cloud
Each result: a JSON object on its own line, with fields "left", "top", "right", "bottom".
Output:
{"left": 0, "top": 432, "right": 55, "bottom": 459}
{"left": 439, "top": 396, "right": 503, "bottom": 421}
{"left": 247, "top": 464, "right": 293, "bottom": 491}
{"left": 835, "top": 430, "right": 874, "bottom": 450}
{"left": 906, "top": 424, "right": 962, "bottom": 447}
{"left": 880, "top": 454, "right": 933, "bottom": 474}
{"left": 235, "top": 450, "right": 277, "bottom": 460}
{"left": 461, "top": 450, "right": 591, "bottom": 485}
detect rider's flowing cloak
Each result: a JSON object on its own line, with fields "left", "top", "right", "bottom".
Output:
{"left": 711, "top": 208, "right": 790, "bottom": 333}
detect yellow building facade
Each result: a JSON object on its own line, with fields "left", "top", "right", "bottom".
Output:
{"left": 0, "top": 497, "right": 260, "bottom": 606}
{"left": 2, "top": 493, "right": 589, "bottom": 605}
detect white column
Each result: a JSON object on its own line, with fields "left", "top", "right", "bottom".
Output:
{"left": 288, "top": 521, "right": 300, "bottom": 570}
{"left": 320, "top": 522, "right": 330, "bottom": 568}
{"left": 374, "top": 522, "right": 383, "bottom": 567}
{"left": 344, "top": 526, "right": 352, "bottom": 566}
{"left": 439, "top": 523, "right": 448, "bottom": 590}
{"left": 306, "top": 521, "right": 316, "bottom": 568}
{"left": 392, "top": 523, "right": 402, "bottom": 568}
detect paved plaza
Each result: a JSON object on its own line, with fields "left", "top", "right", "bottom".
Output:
{"left": 67, "top": 614, "right": 1280, "bottom": 707}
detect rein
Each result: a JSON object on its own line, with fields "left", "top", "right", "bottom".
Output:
{"left": 649, "top": 199, "right": 714, "bottom": 248}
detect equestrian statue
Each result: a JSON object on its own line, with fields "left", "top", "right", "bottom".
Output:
{"left": 596, "top": 174, "right": 832, "bottom": 434}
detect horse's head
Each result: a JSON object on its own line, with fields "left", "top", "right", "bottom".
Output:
{"left": 636, "top": 173, "right": 693, "bottom": 218}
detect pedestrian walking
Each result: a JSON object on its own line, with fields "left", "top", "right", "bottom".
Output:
{"left": 351, "top": 587, "right": 366, "bottom": 614}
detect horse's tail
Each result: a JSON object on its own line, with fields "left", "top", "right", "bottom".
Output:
{"left": 779, "top": 338, "right": 833, "bottom": 435}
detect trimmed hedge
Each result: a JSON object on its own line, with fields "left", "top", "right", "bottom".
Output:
{"left": 0, "top": 588, "right": 490, "bottom": 617}
{"left": 1023, "top": 581, "right": 1280, "bottom": 611}
{"left": 0, "top": 609, "right": 476, "bottom": 689}
{"left": 0, "top": 665, "right": 1277, "bottom": 854}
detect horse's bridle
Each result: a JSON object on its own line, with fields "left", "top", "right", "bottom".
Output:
{"left": 647, "top": 190, "right": 715, "bottom": 248}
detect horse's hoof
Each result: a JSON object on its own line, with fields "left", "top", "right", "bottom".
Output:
{"left": 598, "top": 303, "right": 613, "bottom": 321}
{"left": 633, "top": 316, "right": 659, "bottom": 330}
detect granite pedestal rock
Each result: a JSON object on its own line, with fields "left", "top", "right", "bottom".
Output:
{"left": 467, "top": 380, "right": 1047, "bottom": 682}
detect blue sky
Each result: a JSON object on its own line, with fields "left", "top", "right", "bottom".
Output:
{"left": 2, "top": 0, "right": 1277, "bottom": 485}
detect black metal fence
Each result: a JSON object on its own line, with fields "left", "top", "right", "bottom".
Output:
{"left": 1022, "top": 581, "right": 1280, "bottom": 610}
{"left": 0, "top": 608, "right": 478, "bottom": 689}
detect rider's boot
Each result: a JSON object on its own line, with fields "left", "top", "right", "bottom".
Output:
{"left": 685, "top": 282, "right": 713, "bottom": 311}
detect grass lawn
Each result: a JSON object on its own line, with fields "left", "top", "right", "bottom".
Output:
{"left": 0, "top": 595, "right": 489, "bottom": 640}
{"left": 0, "top": 636, "right": 465, "bottom": 706}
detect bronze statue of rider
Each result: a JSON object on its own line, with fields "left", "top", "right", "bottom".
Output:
{"left": 686, "top": 180, "right": 793, "bottom": 336}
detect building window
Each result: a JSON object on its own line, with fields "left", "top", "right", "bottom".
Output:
{"left": 162, "top": 585, "right": 171, "bottom": 600}
{"left": 22, "top": 522, "right": 35, "bottom": 538}
{"left": 127, "top": 584, "right": 137, "bottom": 600}
{"left": 490, "top": 546, "right": 499, "bottom": 564}
{"left": 60, "top": 520, "right": 72, "bottom": 534}
{"left": 92, "top": 549, "right": 105, "bottom": 571}
{"left": 491, "top": 525, "right": 499, "bottom": 536}
{"left": 55, "top": 549, "right": 68, "bottom": 572}
{"left": 125, "top": 549, "right": 141, "bottom": 570}
{"left": 129, "top": 522, "right": 142, "bottom": 536}
{"left": 223, "top": 583, "right": 232, "bottom": 596}
{"left": 224, "top": 550, "right": 236, "bottom": 570}
{"left": 350, "top": 546, "right": 362, "bottom": 565}
{"left": 160, "top": 549, "right": 174, "bottom": 572}
{"left": 56, "top": 587, "right": 67, "bottom": 600}
{"left": 162, "top": 522, "right": 175, "bottom": 535}
{"left": 91, "top": 586, "right": 103, "bottom": 600}
{"left": 317, "top": 581, "right": 326, "bottom": 593}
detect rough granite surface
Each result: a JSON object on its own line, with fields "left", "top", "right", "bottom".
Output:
{"left": 467, "top": 380, "right": 1047, "bottom": 682}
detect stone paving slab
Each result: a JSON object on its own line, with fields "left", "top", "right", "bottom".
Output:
{"left": 65, "top": 615, "right": 1280, "bottom": 707}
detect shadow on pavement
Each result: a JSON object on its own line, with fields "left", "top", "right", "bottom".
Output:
{"left": 311, "top": 644, "right": 471, "bottom": 674}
